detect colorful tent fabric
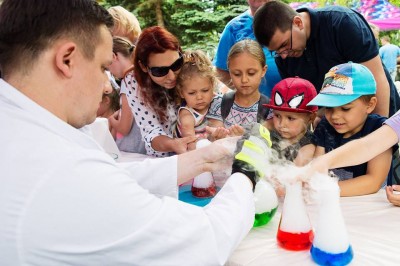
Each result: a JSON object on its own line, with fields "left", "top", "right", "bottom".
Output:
{"left": 289, "top": 1, "right": 400, "bottom": 31}
{"left": 354, "top": 0, "right": 400, "bottom": 30}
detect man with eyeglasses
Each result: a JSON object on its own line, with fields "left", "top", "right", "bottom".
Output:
{"left": 253, "top": 1, "right": 400, "bottom": 118}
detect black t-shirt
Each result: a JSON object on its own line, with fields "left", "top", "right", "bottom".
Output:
{"left": 276, "top": 6, "right": 400, "bottom": 116}
{"left": 312, "top": 114, "right": 388, "bottom": 180}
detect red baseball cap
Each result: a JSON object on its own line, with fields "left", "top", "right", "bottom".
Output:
{"left": 263, "top": 77, "right": 318, "bottom": 113}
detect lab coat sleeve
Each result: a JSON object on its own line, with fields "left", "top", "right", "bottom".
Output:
{"left": 117, "top": 156, "right": 178, "bottom": 198}
{"left": 22, "top": 151, "right": 254, "bottom": 266}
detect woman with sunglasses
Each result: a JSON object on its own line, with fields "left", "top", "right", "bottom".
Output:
{"left": 127, "top": 26, "right": 196, "bottom": 157}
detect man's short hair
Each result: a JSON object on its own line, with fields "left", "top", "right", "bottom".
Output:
{"left": 0, "top": 0, "right": 114, "bottom": 76}
{"left": 253, "top": 1, "right": 296, "bottom": 47}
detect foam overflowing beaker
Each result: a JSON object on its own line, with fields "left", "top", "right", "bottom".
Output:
{"left": 277, "top": 181, "right": 313, "bottom": 250}
{"left": 191, "top": 139, "right": 217, "bottom": 198}
{"left": 310, "top": 174, "right": 353, "bottom": 265}
{"left": 253, "top": 179, "right": 278, "bottom": 227}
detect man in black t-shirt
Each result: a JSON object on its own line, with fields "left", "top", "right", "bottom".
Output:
{"left": 253, "top": 1, "right": 400, "bottom": 117}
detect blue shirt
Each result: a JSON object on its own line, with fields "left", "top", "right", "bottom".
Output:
{"left": 275, "top": 6, "right": 400, "bottom": 116}
{"left": 213, "top": 10, "right": 281, "bottom": 97}
{"left": 379, "top": 43, "right": 400, "bottom": 72}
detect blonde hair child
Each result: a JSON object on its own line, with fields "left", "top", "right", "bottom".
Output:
{"left": 223, "top": 39, "right": 268, "bottom": 136}
{"left": 108, "top": 6, "right": 141, "bottom": 44}
{"left": 174, "top": 50, "right": 226, "bottom": 151}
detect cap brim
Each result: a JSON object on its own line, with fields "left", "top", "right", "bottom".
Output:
{"left": 307, "top": 94, "right": 360, "bottom": 107}
{"left": 263, "top": 104, "right": 315, "bottom": 113}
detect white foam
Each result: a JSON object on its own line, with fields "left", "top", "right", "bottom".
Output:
{"left": 279, "top": 181, "right": 312, "bottom": 232}
{"left": 192, "top": 172, "right": 214, "bottom": 188}
{"left": 311, "top": 173, "right": 350, "bottom": 253}
{"left": 192, "top": 139, "right": 214, "bottom": 188}
{"left": 254, "top": 179, "right": 279, "bottom": 213}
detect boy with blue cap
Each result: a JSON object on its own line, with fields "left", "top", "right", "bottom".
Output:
{"left": 307, "top": 62, "right": 395, "bottom": 196}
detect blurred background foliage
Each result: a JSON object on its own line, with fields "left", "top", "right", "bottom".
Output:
{"left": 97, "top": 0, "right": 400, "bottom": 57}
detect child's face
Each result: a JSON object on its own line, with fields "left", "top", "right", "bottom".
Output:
{"left": 324, "top": 97, "right": 376, "bottom": 138}
{"left": 228, "top": 52, "right": 267, "bottom": 97}
{"left": 180, "top": 76, "right": 214, "bottom": 114}
{"left": 272, "top": 110, "right": 313, "bottom": 143}
{"left": 108, "top": 53, "right": 126, "bottom": 79}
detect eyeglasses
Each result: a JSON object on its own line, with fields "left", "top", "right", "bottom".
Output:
{"left": 272, "top": 27, "right": 294, "bottom": 58}
{"left": 147, "top": 55, "right": 184, "bottom": 77}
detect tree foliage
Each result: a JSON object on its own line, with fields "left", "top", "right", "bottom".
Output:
{"left": 98, "top": 0, "right": 400, "bottom": 53}
{"left": 98, "top": 0, "right": 247, "bottom": 56}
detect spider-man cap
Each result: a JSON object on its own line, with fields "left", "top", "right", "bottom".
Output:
{"left": 263, "top": 77, "right": 318, "bottom": 113}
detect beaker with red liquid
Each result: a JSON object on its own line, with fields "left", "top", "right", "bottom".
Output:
{"left": 191, "top": 139, "right": 217, "bottom": 198}
{"left": 276, "top": 181, "right": 313, "bottom": 251}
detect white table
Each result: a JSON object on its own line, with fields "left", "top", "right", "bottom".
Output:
{"left": 227, "top": 189, "right": 400, "bottom": 266}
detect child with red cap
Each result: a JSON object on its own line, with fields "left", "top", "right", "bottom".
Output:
{"left": 264, "top": 77, "right": 318, "bottom": 166}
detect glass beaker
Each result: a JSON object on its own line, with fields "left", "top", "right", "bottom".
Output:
{"left": 310, "top": 176, "right": 353, "bottom": 265}
{"left": 253, "top": 179, "right": 278, "bottom": 227}
{"left": 191, "top": 139, "right": 217, "bottom": 198}
{"left": 276, "top": 181, "right": 313, "bottom": 250}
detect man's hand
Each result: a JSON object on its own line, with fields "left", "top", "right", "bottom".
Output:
{"left": 176, "top": 136, "right": 239, "bottom": 185}
{"left": 231, "top": 123, "right": 272, "bottom": 190}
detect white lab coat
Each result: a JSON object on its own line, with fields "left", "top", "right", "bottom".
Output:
{"left": 0, "top": 79, "right": 255, "bottom": 266}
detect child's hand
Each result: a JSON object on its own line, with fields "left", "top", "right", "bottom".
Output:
{"left": 228, "top": 124, "right": 245, "bottom": 136}
{"left": 173, "top": 135, "right": 197, "bottom": 154}
{"left": 206, "top": 126, "right": 229, "bottom": 140}
{"left": 108, "top": 110, "right": 119, "bottom": 121}
{"left": 107, "top": 110, "right": 120, "bottom": 128}
{"left": 112, "top": 110, "right": 119, "bottom": 119}
{"left": 386, "top": 185, "right": 400, "bottom": 207}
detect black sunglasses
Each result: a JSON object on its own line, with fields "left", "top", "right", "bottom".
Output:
{"left": 147, "top": 55, "right": 184, "bottom": 77}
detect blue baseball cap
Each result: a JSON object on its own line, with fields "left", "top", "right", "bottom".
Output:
{"left": 307, "top": 62, "right": 376, "bottom": 107}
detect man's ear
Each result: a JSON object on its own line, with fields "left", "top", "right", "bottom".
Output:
{"left": 138, "top": 60, "right": 148, "bottom": 73}
{"left": 293, "top": 15, "right": 304, "bottom": 30}
{"left": 55, "top": 42, "right": 78, "bottom": 78}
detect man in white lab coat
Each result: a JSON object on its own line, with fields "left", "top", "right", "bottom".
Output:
{"left": 0, "top": 0, "right": 262, "bottom": 265}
